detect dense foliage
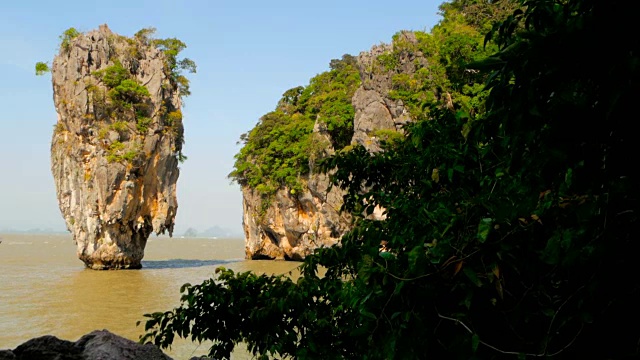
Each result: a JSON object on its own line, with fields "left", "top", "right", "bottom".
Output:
{"left": 229, "top": 54, "right": 360, "bottom": 196}
{"left": 142, "top": 0, "right": 639, "bottom": 358}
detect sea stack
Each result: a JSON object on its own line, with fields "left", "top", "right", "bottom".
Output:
{"left": 49, "top": 25, "right": 185, "bottom": 269}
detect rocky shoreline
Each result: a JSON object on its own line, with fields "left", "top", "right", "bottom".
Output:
{"left": 0, "top": 330, "right": 209, "bottom": 360}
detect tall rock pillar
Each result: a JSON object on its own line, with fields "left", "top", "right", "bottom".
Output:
{"left": 50, "top": 25, "right": 184, "bottom": 269}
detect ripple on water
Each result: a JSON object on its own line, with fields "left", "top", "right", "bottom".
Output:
{"left": 0, "top": 234, "right": 299, "bottom": 359}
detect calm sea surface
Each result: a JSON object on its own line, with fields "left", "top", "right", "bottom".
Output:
{"left": 0, "top": 233, "right": 300, "bottom": 359}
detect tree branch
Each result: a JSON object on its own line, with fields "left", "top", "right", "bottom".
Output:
{"left": 436, "top": 310, "right": 583, "bottom": 357}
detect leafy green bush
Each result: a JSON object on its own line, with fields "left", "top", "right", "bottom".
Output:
{"left": 110, "top": 121, "right": 129, "bottom": 133}
{"left": 94, "top": 61, "right": 129, "bottom": 88}
{"left": 134, "top": 27, "right": 156, "bottom": 45}
{"left": 136, "top": 116, "right": 152, "bottom": 133}
{"left": 97, "top": 126, "right": 109, "bottom": 140}
{"left": 59, "top": 27, "right": 80, "bottom": 52}
{"left": 109, "top": 79, "right": 150, "bottom": 103}
{"left": 122, "top": 149, "right": 139, "bottom": 162}
{"left": 35, "top": 62, "right": 50, "bottom": 76}
{"left": 92, "top": 60, "right": 151, "bottom": 116}
{"left": 106, "top": 141, "right": 125, "bottom": 163}
{"left": 106, "top": 141, "right": 141, "bottom": 163}
{"left": 165, "top": 110, "right": 182, "bottom": 126}
{"left": 152, "top": 37, "right": 196, "bottom": 97}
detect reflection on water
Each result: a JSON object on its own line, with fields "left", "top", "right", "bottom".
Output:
{"left": 141, "top": 259, "right": 239, "bottom": 269}
{"left": 0, "top": 233, "right": 300, "bottom": 359}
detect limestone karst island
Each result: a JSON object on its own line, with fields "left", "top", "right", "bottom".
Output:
{"left": 43, "top": 25, "right": 192, "bottom": 269}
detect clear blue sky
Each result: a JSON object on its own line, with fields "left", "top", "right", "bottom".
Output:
{"left": 0, "top": 0, "right": 442, "bottom": 235}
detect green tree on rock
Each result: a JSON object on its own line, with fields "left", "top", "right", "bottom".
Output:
{"left": 229, "top": 54, "right": 360, "bottom": 198}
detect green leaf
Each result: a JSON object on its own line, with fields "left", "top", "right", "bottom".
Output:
{"left": 565, "top": 168, "right": 573, "bottom": 187}
{"left": 542, "top": 308, "right": 555, "bottom": 317}
{"left": 455, "top": 110, "right": 470, "bottom": 120}
{"left": 461, "top": 122, "right": 472, "bottom": 139}
{"left": 477, "top": 218, "right": 493, "bottom": 243}
{"left": 379, "top": 251, "right": 396, "bottom": 260}
{"left": 471, "top": 334, "right": 480, "bottom": 353}
{"left": 463, "top": 267, "right": 483, "bottom": 287}
{"left": 359, "top": 308, "right": 377, "bottom": 320}
{"left": 408, "top": 245, "right": 424, "bottom": 271}
{"left": 393, "top": 281, "right": 405, "bottom": 295}
{"left": 466, "top": 56, "right": 506, "bottom": 71}
{"left": 179, "top": 283, "right": 191, "bottom": 293}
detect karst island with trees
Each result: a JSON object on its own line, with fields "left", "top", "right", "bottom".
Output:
{"left": 36, "top": 25, "right": 196, "bottom": 269}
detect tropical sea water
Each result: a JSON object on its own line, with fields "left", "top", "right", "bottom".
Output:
{"left": 0, "top": 233, "right": 300, "bottom": 359}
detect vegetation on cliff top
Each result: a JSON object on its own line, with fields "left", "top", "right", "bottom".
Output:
{"left": 37, "top": 26, "right": 195, "bottom": 164}
{"left": 229, "top": 54, "right": 360, "bottom": 196}
{"left": 143, "top": 0, "right": 640, "bottom": 358}
{"left": 134, "top": 27, "right": 197, "bottom": 98}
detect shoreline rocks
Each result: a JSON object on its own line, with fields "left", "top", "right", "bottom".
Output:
{"left": 0, "top": 330, "right": 171, "bottom": 360}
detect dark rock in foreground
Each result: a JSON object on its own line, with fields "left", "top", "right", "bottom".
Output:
{"left": 0, "top": 330, "right": 171, "bottom": 360}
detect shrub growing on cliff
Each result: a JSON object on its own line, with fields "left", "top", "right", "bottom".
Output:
{"left": 95, "top": 61, "right": 130, "bottom": 88}
{"left": 143, "top": 0, "right": 639, "bottom": 358}
{"left": 35, "top": 62, "right": 50, "bottom": 75}
{"left": 136, "top": 116, "right": 152, "bottom": 133}
{"left": 109, "top": 79, "right": 150, "bottom": 104}
{"left": 229, "top": 54, "right": 360, "bottom": 198}
{"left": 143, "top": 32, "right": 197, "bottom": 98}
{"left": 59, "top": 27, "right": 80, "bottom": 52}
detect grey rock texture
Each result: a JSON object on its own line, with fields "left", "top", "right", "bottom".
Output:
{"left": 352, "top": 31, "right": 426, "bottom": 152}
{"left": 50, "top": 24, "right": 183, "bottom": 269}
{"left": 1, "top": 330, "right": 171, "bottom": 360}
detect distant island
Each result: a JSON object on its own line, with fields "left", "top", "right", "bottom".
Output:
{"left": 0, "top": 225, "right": 243, "bottom": 238}
{"left": 178, "top": 226, "right": 243, "bottom": 239}
{"left": 0, "top": 227, "right": 68, "bottom": 235}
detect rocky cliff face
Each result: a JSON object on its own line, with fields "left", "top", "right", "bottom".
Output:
{"left": 242, "top": 118, "right": 351, "bottom": 260}
{"left": 242, "top": 176, "right": 350, "bottom": 260}
{"left": 242, "top": 31, "right": 426, "bottom": 259}
{"left": 352, "top": 31, "right": 427, "bottom": 152}
{"left": 50, "top": 25, "right": 183, "bottom": 269}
